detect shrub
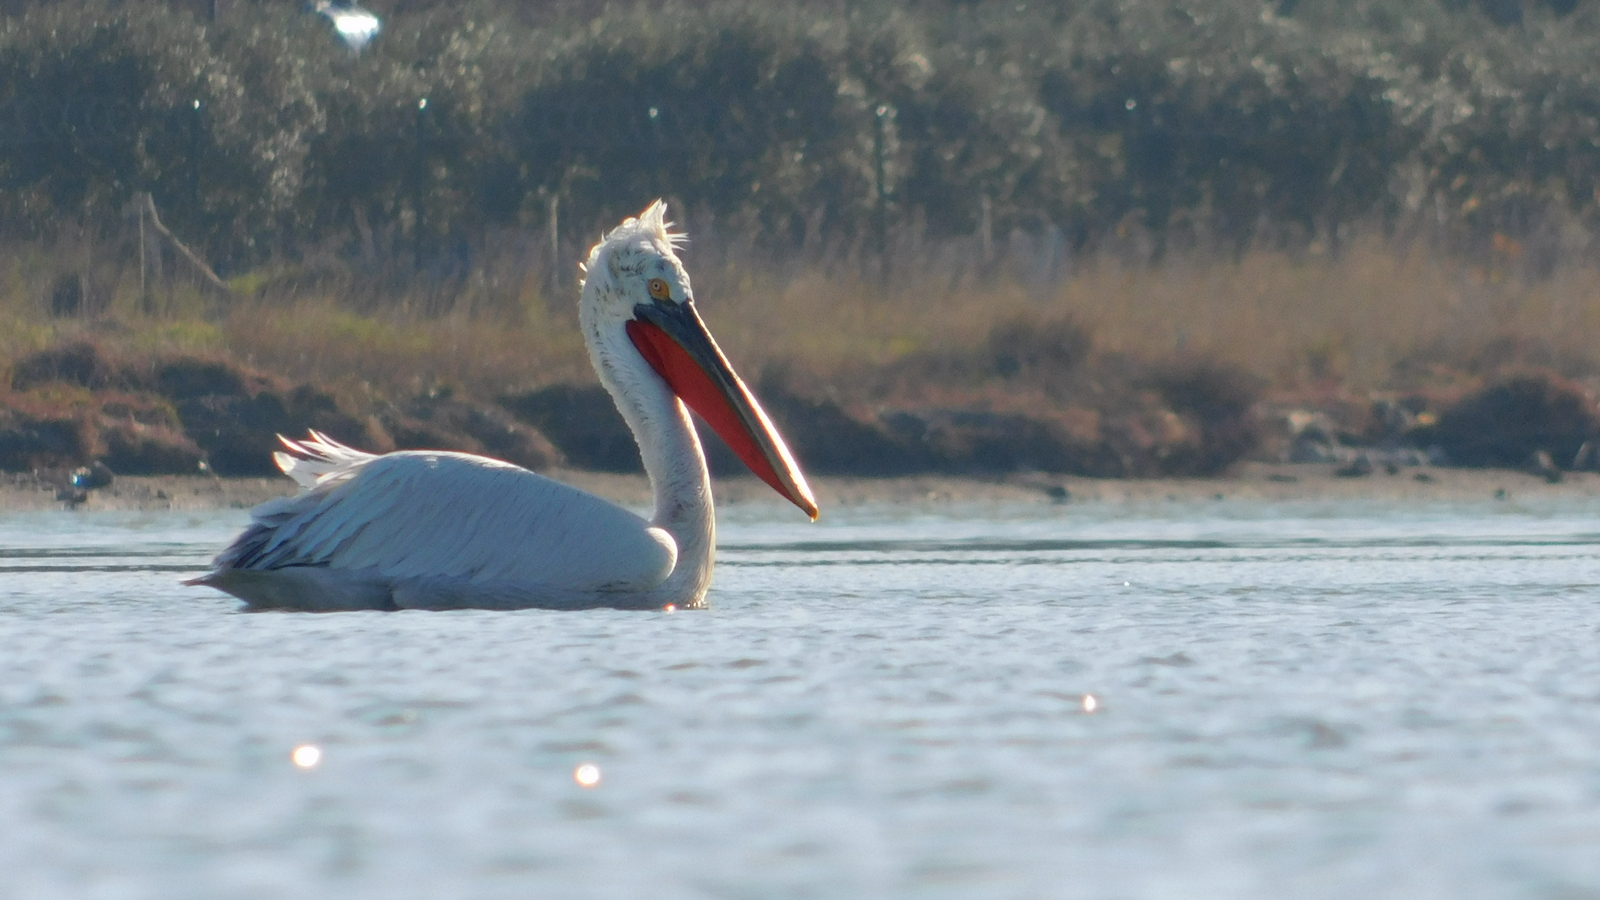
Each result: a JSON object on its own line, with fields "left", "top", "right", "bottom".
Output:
{"left": 1, "top": 0, "right": 1600, "bottom": 270}
{"left": 1429, "top": 372, "right": 1600, "bottom": 468}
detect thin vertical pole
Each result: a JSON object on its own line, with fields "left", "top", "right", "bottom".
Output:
{"left": 138, "top": 196, "right": 147, "bottom": 307}
{"left": 548, "top": 193, "right": 560, "bottom": 290}
{"left": 980, "top": 194, "right": 992, "bottom": 263}
{"left": 414, "top": 97, "right": 428, "bottom": 270}
{"left": 190, "top": 100, "right": 202, "bottom": 213}
{"left": 873, "top": 104, "right": 889, "bottom": 260}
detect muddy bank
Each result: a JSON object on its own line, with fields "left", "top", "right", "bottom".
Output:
{"left": 1, "top": 342, "right": 559, "bottom": 478}
{"left": 2, "top": 336, "right": 1262, "bottom": 481}
{"left": 6, "top": 339, "right": 1600, "bottom": 491}
{"left": 5, "top": 463, "right": 1598, "bottom": 513}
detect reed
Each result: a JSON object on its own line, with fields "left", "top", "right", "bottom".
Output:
{"left": 4, "top": 227, "right": 1597, "bottom": 404}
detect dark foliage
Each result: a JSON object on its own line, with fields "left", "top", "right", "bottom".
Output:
{"left": 1147, "top": 361, "right": 1262, "bottom": 475}
{"left": 1, "top": 0, "right": 1598, "bottom": 270}
{"left": 98, "top": 418, "right": 203, "bottom": 475}
{"left": 1428, "top": 373, "right": 1600, "bottom": 468}
{"left": 0, "top": 409, "right": 89, "bottom": 470}
{"left": 757, "top": 370, "right": 926, "bottom": 475}
{"left": 501, "top": 383, "right": 642, "bottom": 472}
{"left": 388, "top": 391, "right": 560, "bottom": 470}
{"left": 987, "top": 315, "right": 1093, "bottom": 381}
{"left": 10, "top": 341, "right": 114, "bottom": 390}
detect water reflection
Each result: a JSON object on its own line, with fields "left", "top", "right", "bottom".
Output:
{"left": 292, "top": 744, "right": 322, "bottom": 769}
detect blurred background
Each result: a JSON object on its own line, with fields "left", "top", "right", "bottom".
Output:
{"left": 4, "top": 0, "right": 1600, "bottom": 481}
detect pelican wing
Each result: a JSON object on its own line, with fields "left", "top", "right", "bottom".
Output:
{"left": 212, "top": 445, "right": 675, "bottom": 596}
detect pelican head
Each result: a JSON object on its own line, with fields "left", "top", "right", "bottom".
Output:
{"left": 579, "top": 201, "right": 694, "bottom": 337}
{"left": 579, "top": 202, "right": 818, "bottom": 520}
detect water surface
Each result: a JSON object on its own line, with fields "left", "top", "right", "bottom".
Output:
{"left": 2, "top": 498, "right": 1599, "bottom": 899}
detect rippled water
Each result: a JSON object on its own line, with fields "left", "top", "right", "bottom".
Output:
{"left": 2, "top": 498, "right": 1600, "bottom": 899}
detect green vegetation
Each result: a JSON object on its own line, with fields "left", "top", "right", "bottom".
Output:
{"left": 4, "top": 0, "right": 1600, "bottom": 480}
{"left": 3, "top": 0, "right": 1600, "bottom": 263}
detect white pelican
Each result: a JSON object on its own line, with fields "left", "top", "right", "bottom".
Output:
{"left": 189, "top": 202, "right": 817, "bottom": 611}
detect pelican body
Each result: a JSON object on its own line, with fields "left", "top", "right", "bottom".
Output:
{"left": 190, "top": 203, "right": 817, "bottom": 611}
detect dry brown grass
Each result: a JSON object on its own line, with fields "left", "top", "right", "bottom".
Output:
{"left": 5, "top": 231, "right": 1600, "bottom": 402}
{"left": 686, "top": 234, "right": 1600, "bottom": 397}
{"left": 1054, "top": 242, "right": 1600, "bottom": 390}
{"left": 211, "top": 301, "right": 592, "bottom": 398}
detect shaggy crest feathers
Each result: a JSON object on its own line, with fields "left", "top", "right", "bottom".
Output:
{"left": 578, "top": 199, "right": 686, "bottom": 290}
{"left": 628, "top": 199, "right": 686, "bottom": 249}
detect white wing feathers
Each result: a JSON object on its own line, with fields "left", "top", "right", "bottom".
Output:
{"left": 213, "top": 436, "right": 676, "bottom": 597}
{"left": 272, "top": 431, "right": 375, "bottom": 489}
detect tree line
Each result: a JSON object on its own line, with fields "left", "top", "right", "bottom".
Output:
{"left": 2, "top": 0, "right": 1598, "bottom": 274}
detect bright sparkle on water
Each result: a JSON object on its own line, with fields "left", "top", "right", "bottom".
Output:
{"left": 2, "top": 499, "right": 1600, "bottom": 898}
{"left": 291, "top": 744, "right": 322, "bottom": 769}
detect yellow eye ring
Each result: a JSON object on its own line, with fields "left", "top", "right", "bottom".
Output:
{"left": 647, "top": 278, "right": 671, "bottom": 301}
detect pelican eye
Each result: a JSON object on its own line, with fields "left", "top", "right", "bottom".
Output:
{"left": 647, "top": 278, "right": 671, "bottom": 301}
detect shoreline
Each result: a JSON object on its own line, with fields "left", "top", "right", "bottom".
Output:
{"left": 4, "top": 462, "right": 1599, "bottom": 513}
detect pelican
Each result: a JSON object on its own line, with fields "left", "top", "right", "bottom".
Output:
{"left": 189, "top": 202, "right": 817, "bottom": 611}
